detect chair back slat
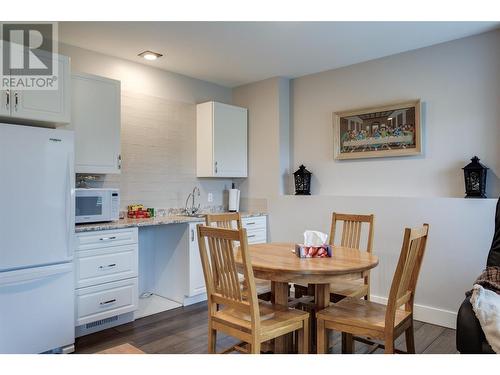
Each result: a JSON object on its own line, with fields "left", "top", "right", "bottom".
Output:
{"left": 205, "top": 212, "right": 243, "bottom": 230}
{"left": 197, "top": 225, "right": 259, "bottom": 325}
{"left": 330, "top": 213, "right": 375, "bottom": 252}
{"left": 205, "top": 212, "right": 244, "bottom": 291}
{"left": 385, "top": 224, "right": 429, "bottom": 328}
{"left": 397, "top": 237, "right": 421, "bottom": 300}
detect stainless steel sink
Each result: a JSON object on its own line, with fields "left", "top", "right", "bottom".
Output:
{"left": 178, "top": 213, "right": 206, "bottom": 218}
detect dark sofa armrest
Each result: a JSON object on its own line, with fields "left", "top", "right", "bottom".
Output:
{"left": 456, "top": 296, "right": 485, "bottom": 353}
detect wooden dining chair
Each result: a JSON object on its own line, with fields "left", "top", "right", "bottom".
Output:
{"left": 205, "top": 213, "right": 272, "bottom": 301}
{"left": 328, "top": 213, "right": 375, "bottom": 301}
{"left": 197, "top": 225, "right": 310, "bottom": 354}
{"left": 316, "top": 224, "right": 429, "bottom": 354}
{"left": 294, "top": 213, "right": 374, "bottom": 302}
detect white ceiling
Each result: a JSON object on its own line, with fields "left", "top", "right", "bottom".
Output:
{"left": 59, "top": 22, "right": 499, "bottom": 88}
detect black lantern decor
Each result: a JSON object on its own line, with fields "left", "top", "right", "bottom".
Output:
{"left": 463, "top": 156, "right": 488, "bottom": 198}
{"left": 294, "top": 165, "right": 312, "bottom": 195}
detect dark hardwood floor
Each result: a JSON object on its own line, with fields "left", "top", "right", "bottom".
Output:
{"left": 75, "top": 301, "right": 458, "bottom": 354}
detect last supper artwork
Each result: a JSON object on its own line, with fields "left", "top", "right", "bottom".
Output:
{"left": 334, "top": 100, "right": 421, "bottom": 160}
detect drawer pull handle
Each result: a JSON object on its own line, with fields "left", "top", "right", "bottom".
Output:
{"left": 248, "top": 234, "right": 256, "bottom": 238}
{"left": 99, "top": 236, "right": 117, "bottom": 241}
{"left": 98, "top": 263, "right": 117, "bottom": 270}
{"left": 246, "top": 222, "right": 256, "bottom": 225}
{"left": 99, "top": 299, "right": 116, "bottom": 306}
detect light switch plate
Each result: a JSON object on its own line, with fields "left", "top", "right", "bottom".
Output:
{"left": 207, "top": 193, "right": 214, "bottom": 203}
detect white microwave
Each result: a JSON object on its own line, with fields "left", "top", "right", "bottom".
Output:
{"left": 75, "top": 188, "right": 120, "bottom": 224}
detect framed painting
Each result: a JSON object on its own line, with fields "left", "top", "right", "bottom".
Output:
{"left": 333, "top": 100, "right": 421, "bottom": 160}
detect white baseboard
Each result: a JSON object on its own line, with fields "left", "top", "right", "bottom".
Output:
{"left": 371, "top": 295, "right": 457, "bottom": 329}
{"left": 183, "top": 293, "right": 207, "bottom": 306}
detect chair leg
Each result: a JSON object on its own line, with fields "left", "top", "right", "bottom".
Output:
{"left": 298, "top": 318, "right": 309, "bottom": 354}
{"left": 249, "top": 339, "right": 261, "bottom": 354}
{"left": 405, "top": 322, "right": 416, "bottom": 354}
{"left": 316, "top": 318, "right": 327, "bottom": 354}
{"left": 342, "top": 333, "right": 354, "bottom": 354}
{"left": 307, "top": 284, "right": 315, "bottom": 296}
{"left": 208, "top": 323, "right": 217, "bottom": 354}
{"left": 384, "top": 335, "right": 395, "bottom": 354}
{"left": 294, "top": 284, "right": 304, "bottom": 298}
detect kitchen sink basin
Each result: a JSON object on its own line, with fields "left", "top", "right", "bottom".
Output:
{"left": 178, "top": 213, "right": 206, "bottom": 218}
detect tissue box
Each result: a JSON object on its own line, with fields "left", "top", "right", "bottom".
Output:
{"left": 295, "top": 244, "right": 332, "bottom": 258}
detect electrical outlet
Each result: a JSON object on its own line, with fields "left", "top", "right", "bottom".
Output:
{"left": 207, "top": 193, "right": 214, "bottom": 203}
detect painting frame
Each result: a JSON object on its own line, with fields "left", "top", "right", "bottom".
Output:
{"left": 333, "top": 99, "right": 421, "bottom": 160}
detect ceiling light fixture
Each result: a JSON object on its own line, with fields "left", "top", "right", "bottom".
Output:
{"left": 138, "top": 50, "right": 163, "bottom": 61}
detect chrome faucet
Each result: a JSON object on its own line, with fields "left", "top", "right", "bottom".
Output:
{"left": 184, "top": 186, "right": 201, "bottom": 216}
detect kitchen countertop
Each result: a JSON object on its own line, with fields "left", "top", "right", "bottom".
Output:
{"left": 75, "top": 212, "right": 268, "bottom": 233}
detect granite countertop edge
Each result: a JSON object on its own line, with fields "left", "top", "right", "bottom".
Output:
{"left": 75, "top": 212, "right": 268, "bottom": 233}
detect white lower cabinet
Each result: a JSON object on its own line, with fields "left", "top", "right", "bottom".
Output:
{"left": 72, "top": 216, "right": 267, "bottom": 332}
{"left": 187, "top": 223, "right": 206, "bottom": 298}
{"left": 74, "top": 228, "right": 138, "bottom": 335}
{"left": 185, "top": 216, "right": 268, "bottom": 302}
{"left": 76, "top": 244, "right": 138, "bottom": 289}
{"left": 76, "top": 278, "right": 138, "bottom": 326}
{"left": 242, "top": 216, "right": 267, "bottom": 245}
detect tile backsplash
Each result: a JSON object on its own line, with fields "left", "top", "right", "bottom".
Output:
{"left": 78, "top": 90, "right": 233, "bottom": 210}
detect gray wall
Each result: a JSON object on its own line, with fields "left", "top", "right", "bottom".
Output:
{"left": 233, "top": 29, "right": 500, "bottom": 327}
{"left": 232, "top": 77, "right": 292, "bottom": 211}
{"left": 291, "top": 30, "right": 500, "bottom": 197}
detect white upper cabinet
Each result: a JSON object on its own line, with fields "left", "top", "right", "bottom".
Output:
{"left": 196, "top": 101, "right": 248, "bottom": 178}
{"left": 0, "top": 54, "right": 71, "bottom": 125}
{"left": 70, "top": 73, "right": 121, "bottom": 174}
{"left": 0, "top": 89, "right": 9, "bottom": 116}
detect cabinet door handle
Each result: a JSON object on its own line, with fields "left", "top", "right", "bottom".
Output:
{"left": 5, "top": 90, "right": 9, "bottom": 109}
{"left": 214, "top": 161, "right": 218, "bottom": 174}
{"left": 14, "top": 92, "right": 19, "bottom": 111}
{"left": 99, "top": 299, "right": 116, "bottom": 306}
{"left": 191, "top": 229, "right": 195, "bottom": 242}
{"left": 99, "top": 236, "right": 117, "bottom": 241}
{"left": 117, "top": 155, "right": 122, "bottom": 170}
{"left": 98, "top": 263, "right": 117, "bottom": 271}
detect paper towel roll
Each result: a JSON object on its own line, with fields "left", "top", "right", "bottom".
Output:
{"left": 228, "top": 189, "right": 240, "bottom": 212}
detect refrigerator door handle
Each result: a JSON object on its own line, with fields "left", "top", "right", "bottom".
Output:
{"left": 0, "top": 263, "right": 73, "bottom": 288}
{"left": 66, "top": 156, "right": 75, "bottom": 260}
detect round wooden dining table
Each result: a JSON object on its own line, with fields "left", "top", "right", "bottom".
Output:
{"left": 235, "top": 242, "right": 379, "bottom": 353}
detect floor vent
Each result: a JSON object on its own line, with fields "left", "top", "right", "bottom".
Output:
{"left": 86, "top": 316, "right": 118, "bottom": 329}
{"left": 76, "top": 312, "right": 134, "bottom": 338}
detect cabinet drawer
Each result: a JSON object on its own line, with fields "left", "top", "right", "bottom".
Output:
{"left": 76, "top": 228, "right": 138, "bottom": 251}
{"left": 242, "top": 216, "right": 267, "bottom": 231}
{"left": 246, "top": 229, "right": 267, "bottom": 244}
{"left": 76, "top": 244, "right": 138, "bottom": 288}
{"left": 76, "top": 278, "right": 138, "bottom": 326}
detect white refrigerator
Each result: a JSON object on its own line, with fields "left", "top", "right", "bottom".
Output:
{"left": 0, "top": 123, "right": 75, "bottom": 353}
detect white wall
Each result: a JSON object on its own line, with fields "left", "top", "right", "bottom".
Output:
{"left": 292, "top": 30, "right": 500, "bottom": 198}
{"left": 269, "top": 195, "right": 497, "bottom": 328}
{"left": 60, "top": 43, "right": 234, "bottom": 209}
